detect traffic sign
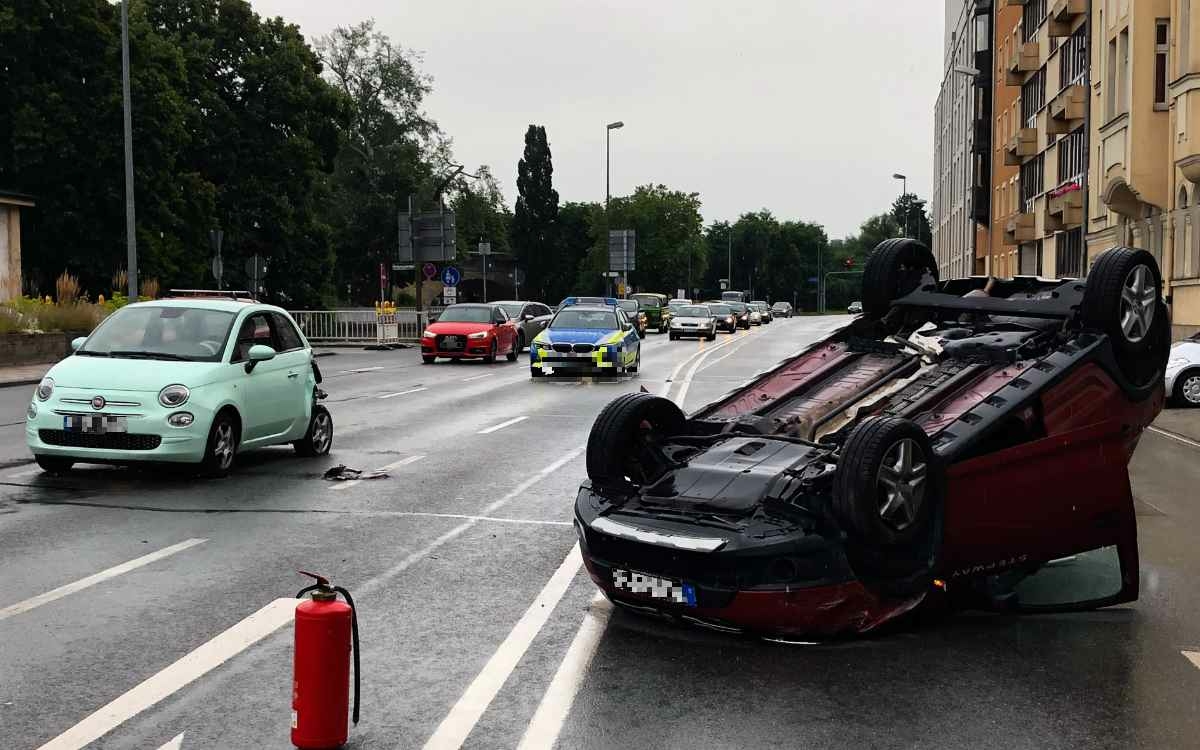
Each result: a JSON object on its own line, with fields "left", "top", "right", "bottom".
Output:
{"left": 441, "top": 266, "right": 461, "bottom": 286}
{"left": 608, "top": 230, "right": 636, "bottom": 272}
{"left": 423, "top": 262, "right": 438, "bottom": 280}
{"left": 478, "top": 242, "right": 491, "bottom": 256}
{"left": 210, "top": 256, "right": 223, "bottom": 284}
{"left": 443, "top": 286, "right": 457, "bottom": 304}
{"left": 808, "top": 276, "right": 819, "bottom": 283}
{"left": 719, "top": 278, "right": 728, "bottom": 291}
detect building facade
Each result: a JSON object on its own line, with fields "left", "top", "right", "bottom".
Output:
{"left": 1087, "top": 0, "right": 1200, "bottom": 339}
{"left": 933, "top": 0, "right": 994, "bottom": 279}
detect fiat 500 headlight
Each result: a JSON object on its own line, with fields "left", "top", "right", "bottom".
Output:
{"left": 158, "top": 384, "right": 190, "bottom": 407}
{"left": 36, "top": 377, "right": 54, "bottom": 401}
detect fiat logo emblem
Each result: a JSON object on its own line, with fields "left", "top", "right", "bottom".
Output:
{"left": 91, "top": 396, "right": 106, "bottom": 410}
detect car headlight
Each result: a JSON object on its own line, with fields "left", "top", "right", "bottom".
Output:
{"left": 467, "top": 331, "right": 490, "bottom": 340}
{"left": 726, "top": 316, "right": 734, "bottom": 323}
{"left": 27, "top": 401, "right": 37, "bottom": 419}
{"left": 158, "top": 384, "right": 190, "bottom": 407}
{"left": 422, "top": 329, "right": 436, "bottom": 338}
{"left": 167, "top": 412, "right": 194, "bottom": 427}
{"left": 533, "top": 340, "right": 549, "bottom": 350}
{"left": 36, "top": 377, "right": 53, "bottom": 401}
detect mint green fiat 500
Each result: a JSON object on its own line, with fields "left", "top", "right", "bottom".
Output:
{"left": 25, "top": 298, "right": 332, "bottom": 476}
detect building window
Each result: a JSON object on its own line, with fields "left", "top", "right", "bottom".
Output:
{"left": 1022, "top": 68, "right": 1047, "bottom": 127}
{"left": 1056, "top": 228, "right": 1084, "bottom": 278}
{"left": 1106, "top": 37, "right": 1118, "bottom": 121}
{"left": 1183, "top": 0, "right": 1192, "bottom": 79}
{"left": 1057, "top": 128, "right": 1086, "bottom": 185}
{"left": 1155, "top": 20, "right": 1170, "bottom": 109}
{"left": 1060, "top": 26, "right": 1088, "bottom": 89}
{"left": 1021, "top": 154, "right": 1045, "bottom": 211}
{"left": 1119, "top": 29, "right": 1131, "bottom": 114}
{"left": 1022, "top": 0, "right": 1048, "bottom": 44}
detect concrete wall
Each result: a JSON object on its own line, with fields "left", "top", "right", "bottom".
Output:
{"left": 0, "top": 333, "right": 73, "bottom": 366}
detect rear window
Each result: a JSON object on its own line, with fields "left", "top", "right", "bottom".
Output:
{"left": 727, "top": 302, "right": 747, "bottom": 313}
{"left": 617, "top": 300, "right": 639, "bottom": 314}
{"left": 709, "top": 304, "right": 732, "bottom": 315}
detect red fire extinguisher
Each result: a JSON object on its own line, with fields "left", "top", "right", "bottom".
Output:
{"left": 293, "top": 571, "right": 360, "bottom": 749}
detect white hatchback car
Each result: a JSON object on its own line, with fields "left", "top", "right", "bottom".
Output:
{"left": 1166, "top": 332, "right": 1200, "bottom": 407}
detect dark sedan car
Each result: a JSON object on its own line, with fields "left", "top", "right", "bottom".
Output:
{"left": 574, "top": 240, "right": 1168, "bottom": 639}
{"left": 496, "top": 300, "right": 553, "bottom": 352}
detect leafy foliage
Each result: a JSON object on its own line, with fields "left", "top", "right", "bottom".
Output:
{"left": 512, "top": 125, "right": 560, "bottom": 301}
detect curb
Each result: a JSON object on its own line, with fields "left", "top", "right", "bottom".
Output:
{"left": 0, "top": 378, "right": 40, "bottom": 389}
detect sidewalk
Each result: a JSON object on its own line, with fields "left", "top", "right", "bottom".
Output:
{"left": 0, "top": 363, "right": 51, "bottom": 388}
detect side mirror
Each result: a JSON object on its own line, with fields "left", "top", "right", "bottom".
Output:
{"left": 71, "top": 336, "right": 87, "bottom": 352}
{"left": 244, "top": 344, "right": 276, "bottom": 373}
{"left": 522, "top": 313, "right": 535, "bottom": 322}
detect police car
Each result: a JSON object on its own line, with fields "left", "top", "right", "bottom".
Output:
{"left": 530, "top": 298, "right": 641, "bottom": 377}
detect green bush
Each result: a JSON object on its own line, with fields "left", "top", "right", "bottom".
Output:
{"left": 35, "top": 303, "right": 104, "bottom": 333}
{"left": 0, "top": 307, "right": 22, "bottom": 334}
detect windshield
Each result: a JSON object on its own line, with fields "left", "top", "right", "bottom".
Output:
{"left": 551, "top": 309, "right": 618, "bottom": 330}
{"left": 79, "top": 305, "right": 236, "bottom": 362}
{"left": 498, "top": 303, "right": 525, "bottom": 318}
{"left": 617, "top": 300, "right": 639, "bottom": 314}
{"left": 728, "top": 302, "right": 747, "bottom": 313}
{"left": 709, "top": 304, "right": 732, "bottom": 315}
{"left": 437, "top": 306, "right": 494, "bottom": 323}
{"left": 679, "top": 306, "right": 710, "bottom": 317}
{"left": 630, "top": 295, "right": 661, "bottom": 307}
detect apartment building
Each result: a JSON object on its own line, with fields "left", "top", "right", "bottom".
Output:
{"left": 933, "top": 0, "right": 993, "bottom": 279}
{"left": 989, "top": 1, "right": 1026, "bottom": 275}
{"left": 1088, "top": 0, "right": 1199, "bottom": 339}
{"left": 996, "top": 0, "right": 1090, "bottom": 280}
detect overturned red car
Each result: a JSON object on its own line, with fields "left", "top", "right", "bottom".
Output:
{"left": 574, "top": 240, "right": 1169, "bottom": 638}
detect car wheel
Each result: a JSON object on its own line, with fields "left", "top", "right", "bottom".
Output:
{"left": 629, "top": 349, "right": 641, "bottom": 374}
{"left": 201, "top": 412, "right": 238, "bottom": 477}
{"left": 706, "top": 329, "right": 717, "bottom": 341}
{"left": 422, "top": 356, "right": 436, "bottom": 364}
{"left": 294, "top": 405, "right": 333, "bottom": 457}
{"left": 586, "top": 392, "right": 685, "bottom": 490}
{"left": 1175, "top": 370, "right": 1200, "bottom": 408}
{"left": 531, "top": 367, "right": 544, "bottom": 378}
{"left": 637, "top": 328, "right": 646, "bottom": 339}
{"left": 834, "top": 416, "right": 939, "bottom": 549}
{"left": 484, "top": 340, "right": 497, "bottom": 364}
{"left": 861, "top": 238, "right": 940, "bottom": 320}
{"left": 669, "top": 331, "right": 677, "bottom": 341}
{"left": 516, "top": 331, "right": 526, "bottom": 353}
{"left": 1080, "top": 247, "right": 1170, "bottom": 392}
{"left": 35, "top": 455, "right": 74, "bottom": 474}
{"left": 506, "top": 340, "right": 518, "bottom": 362}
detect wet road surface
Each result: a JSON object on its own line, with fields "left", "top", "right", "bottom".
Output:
{"left": 2, "top": 315, "right": 1199, "bottom": 749}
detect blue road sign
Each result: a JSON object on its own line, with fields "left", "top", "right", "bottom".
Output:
{"left": 808, "top": 277, "right": 819, "bottom": 283}
{"left": 441, "top": 266, "right": 461, "bottom": 286}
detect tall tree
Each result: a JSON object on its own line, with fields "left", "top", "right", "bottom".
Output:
{"left": 892, "top": 192, "right": 933, "bottom": 247}
{"left": 511, "top": 125, "right": 559, "bottom": 301}
{"left": 450, "top": 166, "right": 511, "bottom": 259}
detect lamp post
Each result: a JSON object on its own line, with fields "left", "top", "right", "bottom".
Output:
{"left": 605, "top": 121, "right": 624, "bottom": 297}
{"left": 892, "top": 173, "right": 908, "bottom": 238}
{"left": 121, "top": 0, "right": 137, "bottom": 299}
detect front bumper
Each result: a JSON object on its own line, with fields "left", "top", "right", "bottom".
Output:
{"left": 530, "top": 345, "right": 630, "bottom": 373}
{"left": 25, "top": 389, "right": 213, "bottom": 464}
{"left": 421, "top": 336, "right": 494, "bottom": 358}
{"left": 573, "top": 485, "right": 920, "bottom": 637}
{"left": 671, "top": 325, "right": 714, "bottom": 337}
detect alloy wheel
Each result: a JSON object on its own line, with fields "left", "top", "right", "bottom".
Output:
{"left": 213, "top": 422, "right": 235, "bottom": 470}
{"left": 1184, "top": 375, "right": 1200, "bottom": 405}
{"left": 876, "top": 438, "right": 927, "bottom": 532}
{"left": 311, "top": 411, "right": 332, "bottom": 453}
{"left": 1120, "top": 264, "right": 1157, "bottom": 343}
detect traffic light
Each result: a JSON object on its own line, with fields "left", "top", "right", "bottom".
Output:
{"left": 844, "top": 257, "right": 855, "bottom": 270}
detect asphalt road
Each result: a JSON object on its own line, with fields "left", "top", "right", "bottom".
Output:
{"left": 2, "top": 315, "right": 1200, "bottom": 750}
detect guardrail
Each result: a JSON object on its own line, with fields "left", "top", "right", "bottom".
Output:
{"left": 289, "top": 309, "right": 429, "bottom": 344}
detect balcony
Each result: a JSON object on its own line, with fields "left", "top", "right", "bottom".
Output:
{"left": 1003, "top": 128, "right": 1038, "bottom": 166}
{"left": 1049, "top": 84, "right": 1086, "bottom": 128}
{"left": 1046, "top": 188, "right": 1083, "bottom": 232}
{"left": 1004, "top": 212, "right": 1037, "bottom": 244}
{"left": 1006, "top": 42, "right": 1040, "bottom": 85}
{"left": 1049, "top": 0, "right": 1086, "bottom": 37}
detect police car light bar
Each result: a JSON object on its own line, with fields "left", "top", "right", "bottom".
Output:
{"left": 560, "top": 297, "right": 620, "bottom": 307}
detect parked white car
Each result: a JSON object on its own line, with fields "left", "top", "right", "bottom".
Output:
{"left": 1167, "top": 332, "right": 1200, "bottom": 407}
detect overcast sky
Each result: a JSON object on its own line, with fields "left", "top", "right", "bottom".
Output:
{"left": 250, "top": 0, "right": 943, "bottom": 239}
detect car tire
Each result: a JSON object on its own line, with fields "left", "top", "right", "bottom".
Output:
{"left": 1174, "top": 369, "right": 1200, "bottom": 407}
{"left": 294, "top": 405, "right": 333, "bottom": 457}
{"left": 586, "top": 392, "right": 685, "bottom": 489}
{"left": 669, "top": 331, "right": 677, "bottom": 341}
{"left": 516, "top": 331, "right": 526, "bottom": 354}
{"left": 200, "top": 411, "right": 239, "bottom": 477}
{"left": 834, "top": 416, "right": 939, "bottom": 549}
{"left": 861, "top": 238, "right": 940, "bottom": 320}
{"left": 506, "top": 341, "right": 518, "bottom": 362}
{"left": 629, "top": 349, "right": 641, "bottom": 374}
{"left": 637, "top": 328, "right": 646, "bottom": 339}
{"left": 1081, "top": 247, "right": 1170, "bottom": 391}
{"left": 422, "top": 356, "right": 436, "bottom": 364}
{"left": 35, "top": 455, "right": 74, "bottom": 474}
{"left": 484, "top": 340, "right": 497, "bottom": 364}
{"left": 531, "top": 367, "right": 544, "bottom": 378}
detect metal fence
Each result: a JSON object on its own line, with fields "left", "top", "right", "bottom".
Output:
{"left": 289, "top": 308, "right": 429, "bottom": 344}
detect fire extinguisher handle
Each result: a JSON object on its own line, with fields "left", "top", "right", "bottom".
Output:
{"left": 334, "top": 585, "right": 361, "bottom": 725}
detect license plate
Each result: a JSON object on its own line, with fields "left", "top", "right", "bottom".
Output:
{"left": 63, "top": 414, "right": 127, "bottom": 434}
{"left": 612, "top": 568, "right": 697, "bottom": 606}
{"left": 442, "top": 336, "right": 462, "bottom": 350}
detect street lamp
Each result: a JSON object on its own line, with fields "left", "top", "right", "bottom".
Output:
{"left": 121, "top": 1, "right": 137, "bottom": 299}
{"left": 605, "top": 121, "right": 624, "bottom": 297}
{"left": 892, "top": 173, "right": 909, "bottom": 238}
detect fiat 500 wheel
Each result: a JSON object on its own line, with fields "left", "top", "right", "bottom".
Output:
{"left": 201, "top": 412, "right": 238, "bottom": 477}
{"left": 294, "top": 405, "right": 333, "bottom": 457}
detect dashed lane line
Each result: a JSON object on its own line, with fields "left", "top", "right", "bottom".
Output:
{"left": 462, "top": 373, "right": 495, "bottom": 382}
{"left": 422, "top": 545, "right": 584, "bottom": 750}
{"left": 1147, "top": 426, "right": 1200, "bottom": 451}
{"left": 377, "top": 386, "right": 428, "bottom": 399}
{"left": 477, "top": 416, "right": 529, "bottom": 434}
{"left": 35, "top": 598, "right": 297, "bottom": 750}
{"left": 155, "top": 732, "right": 186, "bottom": 750}
{"left": 0, "top": 538, "right": 207, "bottom": 623}
{"left": 1185, "top": 651, "right": 1200, "bottom": 670}
{"left": 334, "top": 366, "right": 385, "bottom": 375}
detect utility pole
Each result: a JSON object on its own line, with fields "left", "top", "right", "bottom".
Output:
{"left": 727, "top": 226, "right": 732, "bottom": 291}
{"left": 893, "top": 173, "right": 908, "bottom": 239}
{"left": 121, "top": 0, "right": 137, "bottom": 299}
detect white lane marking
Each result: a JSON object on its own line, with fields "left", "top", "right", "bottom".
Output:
{"left": 378, "top": 386, "right": 428, "bottom": 399}
{"left": 36, "top": 598, "right": 297, "bottom": 750}
{"left": 336, "top": 366, "right": 385, "bottom": 375}
{"left": 1147, "top": 426, "right": 1200, "bottom": 450}
{"left": 156, "top": 732, "right": 186, "bottom": 750}
{"left": 673, "top": 341, "right": 724, "bottom": 410}
{"left": 386, "top": 511, "right": 571, "bottom": 527}
{"left": 516, "top": 593, "right": 613, "bottom": 750}
{"left": 1184, "top": 651, "right": 1200, "bottom": 670}
{"left": 477, "top": 416, "right": 528, "bottom": 434}
{"left": 329, "top": 454, "right": 425, "bottom": 492}
{"left": 462, "top": 373, "right": 494, "bottom": 382}
{"left": 659, "top": 328, "right": 746, "bottom": 400}
{"left": 0, "top": 538, "right": 207, "bottom": 622}
{"left": 422, "top": 545, "right": 583, "bottom": 750}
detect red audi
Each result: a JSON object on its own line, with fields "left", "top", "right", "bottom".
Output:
{"left": 421, "top": 303, "right": 520, "bottom": 364}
